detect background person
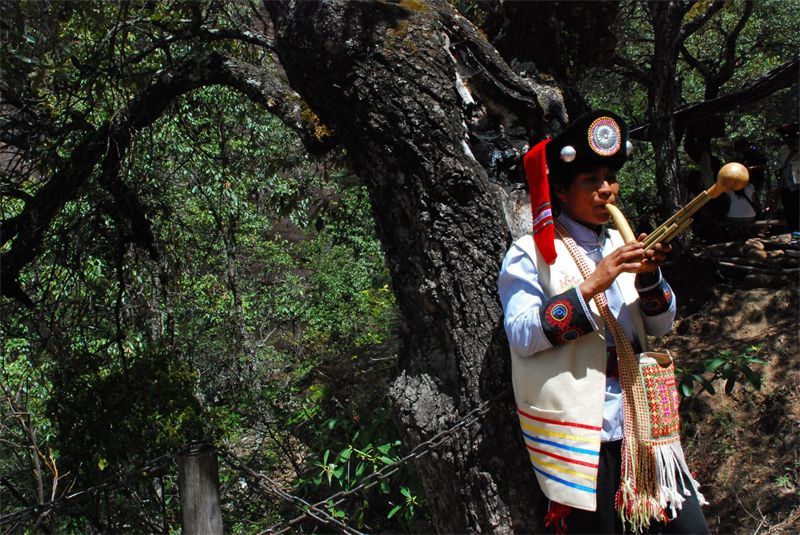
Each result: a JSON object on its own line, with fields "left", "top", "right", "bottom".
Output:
{"left": 775, "top": 123, "right": 799, "bottom": 232}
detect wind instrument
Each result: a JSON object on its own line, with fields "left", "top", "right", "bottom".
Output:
{"left": 606, "top": 162, "right": 750, "bottom": 250}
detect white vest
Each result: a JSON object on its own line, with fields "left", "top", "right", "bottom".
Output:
{"left": 509, "top": 229, "right": 649, "bottom": 511}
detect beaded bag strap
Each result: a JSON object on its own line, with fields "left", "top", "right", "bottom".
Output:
{"left": 554, "top": 223, "right": 656, "bottom": 510}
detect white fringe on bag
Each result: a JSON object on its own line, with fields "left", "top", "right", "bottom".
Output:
{"left": 654, "top": 441, "right": 707, "bottom": 519}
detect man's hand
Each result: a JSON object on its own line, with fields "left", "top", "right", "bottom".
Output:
{"left": 637, "top": 232, "right": 671, "bottom": 274}
{"left": 579, "top": 242, "right": 644, "bottom": 301}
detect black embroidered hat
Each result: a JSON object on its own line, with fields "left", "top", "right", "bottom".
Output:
{"left": 545, "top": 109, "right": 633, "bottom": 182}
{"left": 522, "top": 109, "right": 634, "bottom": 264}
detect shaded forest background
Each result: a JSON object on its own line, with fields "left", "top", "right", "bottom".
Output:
{"left": 0, "top": 0, "right": 798, "bottom": 533}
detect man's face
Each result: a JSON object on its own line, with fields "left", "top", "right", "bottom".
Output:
{"left": 555, "top": 166, "right": 619, "bottom": 227}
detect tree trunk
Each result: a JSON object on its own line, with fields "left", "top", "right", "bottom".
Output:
{"left": 265, "top": 1, "right": 566, "bottom": 531}
{"left": 648, "top": 1, "right": 685, "bottom": 222}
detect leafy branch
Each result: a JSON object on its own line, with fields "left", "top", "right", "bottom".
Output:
{"left": 677, "top": 344, "right": 767, "bottom": 397}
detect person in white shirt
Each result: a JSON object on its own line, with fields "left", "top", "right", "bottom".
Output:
{"left": 498, "top": 111, "right": 708, "bottom": 534}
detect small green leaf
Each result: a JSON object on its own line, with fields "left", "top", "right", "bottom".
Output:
{"left": 379, "top": 455, "right": 394, "bottom": 465}
{"left": 680, "top": 382, "right": 694, "bottom": 397}
{"left": 705, "top": 358, "right": 726, "bottom": 372}
{"left": 15, "top": 55, "right": 39, "bottom": 65}
{"left": 742, "top": 366, "right": 762, "bottom": 389}
{"left": 725, "top": 376, "right": 737, "bottom": 395}
{"left": 400, "top": 486, "right": 411, "bottom": 498}
{"left": 387, "top": 505, "right": 402, "bottom": 519}
{"left": 698, "top": 377, "right": 716, "bottom": 395}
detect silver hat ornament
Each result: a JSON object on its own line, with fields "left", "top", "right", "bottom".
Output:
{"left": 560, "top": 145, "right": 577, "bottom": 162}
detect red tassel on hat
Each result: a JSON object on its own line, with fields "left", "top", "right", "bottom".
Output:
{"left": 523, "top": 139, "right": 557, "bottom": 264}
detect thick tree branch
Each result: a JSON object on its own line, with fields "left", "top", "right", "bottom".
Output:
{"left": 680, "top": 44, "right": 708, "bottom": 79}
{"left": 713, "top": 0, "right": 753, "bottom": 87}
{"left": 1, "top": 51, "right": 334, "bottom": 305}
{"left": 631, "top": 57, "right": 799, "bottom": 140}
{"left": 612, "top": 54, "right": 652, "bottom": 86}
{"left": 470, "top": 0, "right": 620, "bottom": 116}
{"left": 678, "top": 0, "right": 725, "bottom": 45}
{"left": 440, "top": 6, "right": 558, "bottom": 121}
{"left": 96, "top": 139, "right": 159, "bottom": 260}
{"left": 434, "top": 4, "right": 565, "bottom": 174}
{"left": 122, "top": 25, "right": 275, "bottom": 67}
{"left": 681, "top": 0, "right": 754, "bottom": 99}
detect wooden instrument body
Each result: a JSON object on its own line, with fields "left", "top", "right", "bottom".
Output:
{"left": 606, "top": 162, "right": 749, "bottom": 250}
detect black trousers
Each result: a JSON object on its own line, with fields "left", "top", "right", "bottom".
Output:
{"left": 565, "top": 440, "right": 709, "bottom": 534}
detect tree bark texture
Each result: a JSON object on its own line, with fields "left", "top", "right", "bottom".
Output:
{"left": 266, "top": 1, "right": 566, "bottom": 532}
{"left": 647, "top": 1, "right": 685, "bottom": 221}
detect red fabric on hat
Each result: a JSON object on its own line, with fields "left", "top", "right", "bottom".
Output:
{"left": 523, "top": 139, "right": 557, "bottom": 264}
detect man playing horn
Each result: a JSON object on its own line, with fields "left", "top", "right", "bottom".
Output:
{"left": 498, "top": 111, "right": 709, "bottom": 534}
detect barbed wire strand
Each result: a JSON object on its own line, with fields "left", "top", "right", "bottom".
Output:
{"left": 0, "top": 389, "right": 509, "bottom": 533}
{"left": 0, "top": 451, "right": 176, "bottom": 526}
{"left": 220, "top": 450, "right": 364, "bottom": 535}
{"left": 261, "top": 391, "right": 504, "bottom": 535}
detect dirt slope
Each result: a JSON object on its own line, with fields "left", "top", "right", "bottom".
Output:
{"left": 660, "top": 246, "right": 799, "bottom": 534}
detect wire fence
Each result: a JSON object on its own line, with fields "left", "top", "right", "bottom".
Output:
{"left": 258, "top": 393, "right": 498, "bottom": 534}
{"left": 0, "top": 391, "right": 505, "bottom": 534}
{"left": 220, "top": 449, "right": 365, "bottom": 535}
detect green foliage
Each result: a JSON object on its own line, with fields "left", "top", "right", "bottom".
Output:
{"left": 773, "top": 455, "right": 799, "bottom": 495}
{"left": 2, "top": 1, "right": 407, "bottom": 528}
{"left": 580, "top": 0, "right": 799, "bottom": 224}
{"left": 295, "top": 413, "right": 426, "bottom": 531}
{"left": 49, "top": 343, "right": 204, "bottom": 480}
{"left": 677, "top": 344, "right": 767, "bottom": 398}
{"left": 616, "top": 142, "right": 659, "bottom": 226}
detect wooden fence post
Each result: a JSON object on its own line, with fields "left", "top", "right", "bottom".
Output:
{"left": 178, "top": 443, "right": 223, "bottom": 534}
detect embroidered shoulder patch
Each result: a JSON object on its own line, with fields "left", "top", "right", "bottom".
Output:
{"left": 540, "top": 287, "right": 594, "bottom": 346}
